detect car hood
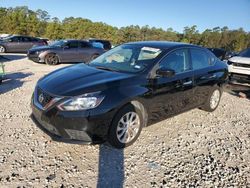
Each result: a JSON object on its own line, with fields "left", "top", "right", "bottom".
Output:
{"left": 38, "top": 64, "right": 136, "bottom": 96}
{"left": 229, "top": 56, "right": 250, "bottom": 64}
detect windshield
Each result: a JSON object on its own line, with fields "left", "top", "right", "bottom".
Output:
{"left": 238, "top": 48, "right": 250, "bottom": 58}
{"left": 89, "top": 44, "right": 162, "bottom": 73}
{"left": 50, "top": 40, "right": 67, "bottom": 47}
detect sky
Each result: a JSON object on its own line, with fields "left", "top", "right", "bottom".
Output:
{"left": 0, "top": 0, "right": 250, "bottom": 33}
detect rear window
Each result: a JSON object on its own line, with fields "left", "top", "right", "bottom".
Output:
{"left": 190, "top": 49, "right": 211, "bottom": 70}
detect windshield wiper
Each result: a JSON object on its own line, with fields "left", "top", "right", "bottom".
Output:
{"left": 95, "top": 66, "right": 119, "bottom": 72}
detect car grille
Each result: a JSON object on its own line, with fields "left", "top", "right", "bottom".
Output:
{"left": 28, "top": 51, "right": 36, "bottom": 55}
{"left": 36, "top": 87, "right": 53, "bottom": 107}
{"left": 233, "top": 62, "right": 250, "bottom": 68}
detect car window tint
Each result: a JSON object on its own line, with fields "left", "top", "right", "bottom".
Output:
{"left": 31, "top": 38, "right": 39, "bottom": 42}
{"left": 10, "top": 37, "right": 20, "bottom": 42}
{"left": 80, "top": 41, "right": 90, "bottom": 48}
{"left": 68, "top": 41, "right": 79, "bottom": 48}
{"left": 160, "top": 49, "right": 191, "bottom": 74}
{"left": 138, "top": 47, "right": 162, "bottom": 60}
{"left": 22, "top": 37, "right": 31, "bottom": 42}
{"left": 190, "top": 49, "right": 210, "bottom": 70}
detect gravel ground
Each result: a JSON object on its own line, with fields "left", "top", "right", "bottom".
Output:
{"left": 0, "top": 54, "right": 250, "bottom": 187}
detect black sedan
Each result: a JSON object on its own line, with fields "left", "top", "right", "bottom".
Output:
{"left": 31, "top": 41, "right": 228, "bottom": 148}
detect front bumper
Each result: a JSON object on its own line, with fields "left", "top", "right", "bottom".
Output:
{"left": 31, "top": 94, "right": 114, "bottom": 144}
{"left": 27, "top": 53, "right": 45, "bottom": 63}
{"left": 228, "top": 65, "right": 250, "bottom": 83}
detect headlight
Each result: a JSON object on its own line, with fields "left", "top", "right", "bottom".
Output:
{"left": 57, "top": 92, "right": 104, "bottom": 111}
{"left": 36, "top": 50, "right": 45, "bottom": 54}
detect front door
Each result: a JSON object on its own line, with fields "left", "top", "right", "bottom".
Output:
{"left": 148, "top": 48, "right": 194, "bottom": 123}
{"left": 60, "top": 41, "right": 79, "bottom": 62}
{"left": 6, "top": 36, "right": 22, "bottom": 52}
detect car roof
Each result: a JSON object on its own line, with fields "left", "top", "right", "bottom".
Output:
{"left": 125, "top": 41, "right": 198, "bottom": 50}
{"left": 64, "top": 39, "right": 89, "bottom": 42}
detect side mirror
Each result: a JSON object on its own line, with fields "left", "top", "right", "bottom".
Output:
{"left": 156, "top": 68, "right": 175, "bottom": 77}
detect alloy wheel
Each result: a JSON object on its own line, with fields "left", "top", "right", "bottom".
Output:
{"left": 210, "top": 89, "right": 220, "bottom": 109}
{"left": 46, "top": 54, "right": 58, "bottom": 65}
{"left": 116, "top": 112, "right": 140, "bottom": 144}
{"left": 0, "top": 46, "right": 5, "bottom": 53}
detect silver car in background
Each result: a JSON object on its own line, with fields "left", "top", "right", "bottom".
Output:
{"left": 27, "top": 40, "right": 105, "bottom": 65}
{"left": 0, "top": 35, "right": 47, "bottom": 53}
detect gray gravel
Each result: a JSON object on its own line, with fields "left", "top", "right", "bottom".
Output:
{"left": 0, "top": 54, "right": 250, "bottom": 187}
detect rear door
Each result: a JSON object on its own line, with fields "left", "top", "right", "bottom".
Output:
{"left": 78, "top": 41, "right": 95, "bottom": 62}
{"left": 19, "top": 37, "right": 35, "bottom": 52}
{"left": 148, "top": 48, "right": 194, "bottom": 121}
{"left": 190, "top": 48, "right": 217, "bottom": 106}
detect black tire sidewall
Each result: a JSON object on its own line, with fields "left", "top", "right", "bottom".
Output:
{"left": 108, "top": 104, "right": 143, "bottom": 149}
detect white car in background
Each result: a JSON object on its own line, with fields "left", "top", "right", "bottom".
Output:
{"left": 228, "top": 48, "right": 250, "bottom": 83}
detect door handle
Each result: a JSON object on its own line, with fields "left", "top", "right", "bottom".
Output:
{"left": 183, "top": 80, "right": 193, "bottom": 86}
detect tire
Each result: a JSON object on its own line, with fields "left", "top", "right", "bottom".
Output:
{"left": 0, "top": 45, "right": 6, "bottom": 53}
{"left": 89, "top": 54, "right": 99, "bottom": 62}
{"left": 108, "top": 104, "right": 143, "bottom": 149}
{"left": 201, "top": 87, "right": 222, "bottom": 112}
{"left": 45, "top": 53, "right": 59, "bottom": 65}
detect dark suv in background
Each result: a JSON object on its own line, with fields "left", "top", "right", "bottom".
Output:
{"left": 0, "top": 35, "right": 47, "bottom": 53}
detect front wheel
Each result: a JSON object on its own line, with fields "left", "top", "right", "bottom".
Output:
{"left": 45, "top": 53, "right": 59, "bottom": 65}
{"left": 201, "top": 87, "right": 222, "bottom": 112}
{"left": 0, "top": 45, "right": 6, "bottom": 53}
{"left": 108, "top": 105, "right": 143, "bottom": 148}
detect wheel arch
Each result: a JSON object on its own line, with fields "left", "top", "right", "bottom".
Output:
{"left": 44, "top": 52, "right": 61, "bottom": 63}
{"left": 110, "top": 99, "right": 149, "bottom": 129}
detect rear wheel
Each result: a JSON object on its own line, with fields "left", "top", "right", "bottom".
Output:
{"left": 108, "top": 105, "right": 143, "bottom": 148}
{"left": 201, "top": 87, "right": 222, "bottom": 112}
{"left": 89, "top": 54, "right": 99, "bottom": 62}
{"left": 45, "top": 53, "right": 59, "bottom": 65}
{"left": 0, "top": 45, "right": 6, "bottom": 53}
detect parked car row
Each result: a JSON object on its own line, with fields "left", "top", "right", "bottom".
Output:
{"left": 227, "top": 48, "right": 250, "bottom": 83}
{"left": 31, "top": 41, "right": 228, "bottom": 148}
{"left": 0, "top": 34, "right": 113, "bottom": 65}
{"left": 207, "top": 47, "right": 250, "bottom": 84}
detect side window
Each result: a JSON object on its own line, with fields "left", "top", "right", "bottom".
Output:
{"left": 31, "top": 37, "right": 39, "bottom": 42}
{"left": 68, "top": 41, "right": 79, "bottom": 48}
{"left": 22, "top": 37, "right": 31, "bottom": 42}
{"left": 160, "top": 49, "right": 191, "bottom": 74}
{"left": 190, "top": 49, "right": 210, "bottom": 70}
{"left": 80, "top": 42, "right": 91, "bottom": 48}
{"left": 10, "top": 37, "right": 20, "bottom": 42}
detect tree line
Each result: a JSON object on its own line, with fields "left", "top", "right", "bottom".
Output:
{"left": 0, "top": 6, "right": 249, "bottom": 52}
